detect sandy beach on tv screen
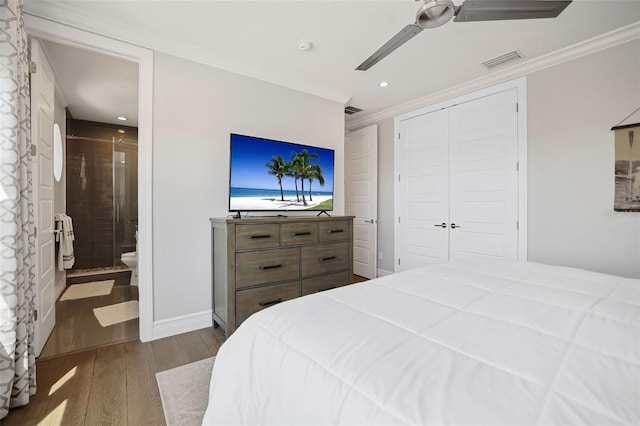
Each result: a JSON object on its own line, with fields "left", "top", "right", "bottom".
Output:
{"left": 230, "top": 195, "right": 332, "bottom": 211}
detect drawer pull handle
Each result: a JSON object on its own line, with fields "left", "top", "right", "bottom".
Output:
{"left": 318, "top": 256, "right": 336, "bottom": 262}
{"left": 259, "top": 298, "right": 282, "bottom": 307}
{"left": 259, "top": 264, "right": 282, "bottom": 270}
{"left": 319, "top": 286, "right": 336, "bottom": 292}
{"left": 248, "top": 234, "right": 271, "bottom": 239}
{"left": 291, "top": 231, "right": 311, "bottom": 236}
{"left": 326, "top": 229, "right": 344, "bottom": 234}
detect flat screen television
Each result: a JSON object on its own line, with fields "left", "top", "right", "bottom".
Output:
{"left": 229, "top": 134, "right": 335, "bottom": 213}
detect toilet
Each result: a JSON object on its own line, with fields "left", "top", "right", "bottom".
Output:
{"left": 121, "top": 251, "right": 138, "bottom": 286}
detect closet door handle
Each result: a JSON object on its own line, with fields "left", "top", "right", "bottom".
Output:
{"left": 450, "top": 223, "right": 461, "bottom": 229}
{"left": 259, "top": 264, "right": 282, "bottom": 270}
{"left": 434, "top": 223, "right": 447, "bottom": 228}
{"left": 259, "top": 299, "right": 282, "bottom": 307}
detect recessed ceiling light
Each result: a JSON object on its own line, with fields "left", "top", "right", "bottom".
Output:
{"left": 379, "top": 81, "right": 390, "bottom": 87}
{"left": 117, "top": 116, "right": 127, "bottom": 121}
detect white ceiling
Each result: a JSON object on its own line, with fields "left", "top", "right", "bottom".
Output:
{"left": 25, "top": 0, "right": 640, "bottom": 128}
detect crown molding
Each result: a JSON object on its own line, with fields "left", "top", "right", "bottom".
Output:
{"left": 347, "top": 20, "right": 640, "bottom": 130}
{"left": 23, "top": 2, "right": 352, "bottom": 105}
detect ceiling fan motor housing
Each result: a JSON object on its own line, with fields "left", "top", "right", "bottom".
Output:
{"left": 416, "top": 0, "right": 456, "bottom": 28}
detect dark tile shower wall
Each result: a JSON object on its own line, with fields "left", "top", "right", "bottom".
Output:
{"left": 66, "top": 118, "right": 138, "bottom": 270}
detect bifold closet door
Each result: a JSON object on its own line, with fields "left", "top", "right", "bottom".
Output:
{"left": 397, "top": 108, "right": 450, "bottom": 269}
{"left": 449, "top": 89, "right": 519, "bottom": 260}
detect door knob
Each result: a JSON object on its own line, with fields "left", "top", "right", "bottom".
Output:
{"left": 433, "top": 223, "right": 447, "bottom": 228}
{"left": 365, "top": 219, "right": 375, "bottom": 224}
{"left": 450, "top": 223, "right": 461, "bottom": 229}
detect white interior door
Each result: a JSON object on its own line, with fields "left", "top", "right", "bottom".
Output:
{"left": 346, "top": 125, "right": 378, "bottom": 279}
{"left": 449, "top": 89, "right": 519, "bottom": 260}
{"left": 397, "top": 108, "right": 450, "bottom": 271}
{"left": 31, "top": 39, "right": 56, "bottom": 356}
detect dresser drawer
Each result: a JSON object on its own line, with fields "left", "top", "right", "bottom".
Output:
{"left": 236, "top": 248, "right": 299, "bottom": 289}
{"left": 236, "top": 280, "right": 299, "bottom": 325}
{"left": 319, "top": 220, "right": 350, "bottom": 242}
{"left": 301, "top": 271, "right": 351, "bottom": 296}
{"left": 301, "top": 242, "right": 349, "bottom": 277}
{"left": 281, "top": 222, "right": 318, "bottom": 246}
{"left": 236, "top": 224, "right": 281, "bottom": 250}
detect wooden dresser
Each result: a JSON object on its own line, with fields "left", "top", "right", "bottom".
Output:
{"left": 210, "top": 216, "right": 354, "bottom": 336}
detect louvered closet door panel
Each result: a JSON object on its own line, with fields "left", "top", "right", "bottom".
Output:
{"left": 398, "top": 108, "right": 450, "bottom": 270}
{"left": 449, "top": 89, "right": 519, "bottom": 260}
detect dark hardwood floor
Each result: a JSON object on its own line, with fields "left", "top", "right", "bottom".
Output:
{"left": 3, "top": 327, "right": 225, "bottom": 426}
{"left": 40, "top": 271, "right": 139, "bottom": 360}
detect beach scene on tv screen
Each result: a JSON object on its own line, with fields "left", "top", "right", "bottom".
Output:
{"left": 229, "top": 135, "right": 334, "bottom": 211}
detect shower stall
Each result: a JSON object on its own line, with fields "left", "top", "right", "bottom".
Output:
{"left": 66, "top": 119, "right": 138, "bottom": 272}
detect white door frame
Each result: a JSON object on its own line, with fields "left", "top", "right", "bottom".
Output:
{"left": 24, "top": 14, "right": 155, "bottom": 342}
{"left": 394, "top": 77, "right": 528, "bottom": 270}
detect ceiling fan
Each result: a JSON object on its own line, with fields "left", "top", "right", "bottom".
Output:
{"left": 356, "top": 0, "right": 572, "bottom": 71}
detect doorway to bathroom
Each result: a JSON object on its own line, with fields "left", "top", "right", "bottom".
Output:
{"left": 37, "top": 39, "right": 141, "bottom": 359}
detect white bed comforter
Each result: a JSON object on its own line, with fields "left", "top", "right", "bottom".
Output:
{"left": 202, "top": 259, "right": 640, "bottom": 425}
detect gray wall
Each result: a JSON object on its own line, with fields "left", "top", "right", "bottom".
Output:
{"left": 368, "top": 39, "right": 640, "bottom": 278}
{"left": 152, "top": 53, "right": 345, "bottom": 321}
{"left": 527, "top": 40, "right": 640, "bottom": 277}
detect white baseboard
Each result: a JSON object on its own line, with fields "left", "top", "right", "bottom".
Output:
{"left": 152, "top": 309, "right": 213, "bottom": 340}
{"left": 376, "top": 268, "right": 394, "bottom": 277}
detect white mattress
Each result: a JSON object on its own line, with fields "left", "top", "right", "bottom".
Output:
{"left": 202, "top": 259, "right": 640, "bottom": 425}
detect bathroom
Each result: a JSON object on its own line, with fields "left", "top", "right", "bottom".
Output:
{"left": 39, "top": 39, "right": 141, "bottom": 358}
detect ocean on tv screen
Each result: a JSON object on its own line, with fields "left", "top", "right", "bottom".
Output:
{"left": 230, "top": 187, "right": 333, "bottom": 211}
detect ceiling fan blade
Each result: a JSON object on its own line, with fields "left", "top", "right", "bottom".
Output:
{"left": 356, "top": 24, "right": 424, "bottom": 71}
{"left": 453, "top": 0, "right": 572, "bottom": 22}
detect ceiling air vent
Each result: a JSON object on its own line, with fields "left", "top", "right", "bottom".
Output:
{"left": 482, "top": 50, "right": 523, "bottom": 70}
{"left": 345, "top": 106, "right": 363, "bottom": 115}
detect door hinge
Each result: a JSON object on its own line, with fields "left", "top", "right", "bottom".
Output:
{"left": 34, "top": 309, "right": 38, "bottom": 321}
{"left": 516, "top": 161, "right": 519, "bottom": 172}
{"left": 34, "top": 226, "right": 37, "bottom": 237}
{"left": 30, "top": 144, "right": 37, "bottom": 156}
{"left": 398, "top": 174, "right": 401, "bottom": 183}
{"left": 517, "top": 220, "right": 520, "bottom": 230}
{"left": 398, "top": 132, "right": 401, "bottom": 139}
{"left": 30, "top": 61, "right": 37, "bottom": 74}
{"left": 398, "top": 258, "right": 401, "bottom": 266}
{"left": 516, "top": 103, "right": 519, "bottom": 112}
{"left": 398, "top": 216, "right": 401, "bottom": 224}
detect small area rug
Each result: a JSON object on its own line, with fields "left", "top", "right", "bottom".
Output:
{"left": 93, "top": 300, "right": 139, "bottom": 327}
{"left": 59, "top": 280, "right": 115, "bottom": 301}
{"left": 157, "top": 356, "right": 215, "bottom": 426}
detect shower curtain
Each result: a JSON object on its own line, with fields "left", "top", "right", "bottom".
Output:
{"left": 0, "top": 0, "right": 37, "bottom": 419}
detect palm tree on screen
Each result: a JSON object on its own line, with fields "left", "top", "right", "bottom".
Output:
{"left": 286, "top": 152, "right": 302, "bottom": 202}
{"left": 307, "top": 164, "right": 325, "bottom": 201}
{"left": 265, "top": 154, "right": 288, "bottom": 201}
{"left": 296, "top": 150, "right": 319, "bottom": 206}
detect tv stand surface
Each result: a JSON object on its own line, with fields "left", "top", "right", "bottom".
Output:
{"left": 210, "top": 215, "right": 354, "bottom": 336}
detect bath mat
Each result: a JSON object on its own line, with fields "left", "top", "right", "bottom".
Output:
{"left": 93, "top": 300, "right": 139, "bottom": 327}
{"left": 59, "top": 280, "right": 115, "bottom": 301}
{"left": 157, "top": 357, "right": 215, "bottom": 426}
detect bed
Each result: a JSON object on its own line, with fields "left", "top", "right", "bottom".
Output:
{"left": 202, "top": 258, "right": 640, "bottom": 425}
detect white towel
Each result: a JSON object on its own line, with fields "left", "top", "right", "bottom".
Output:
{"left": 55, "top": 213, "right": 75, "bottom": 270}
